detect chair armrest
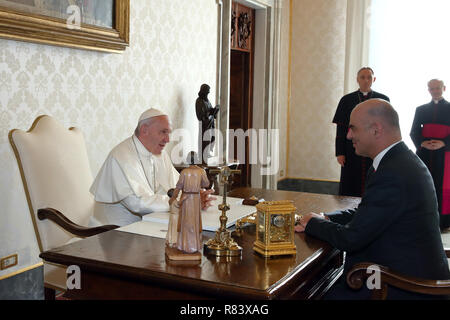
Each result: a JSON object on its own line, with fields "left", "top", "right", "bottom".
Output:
{"left": 347, "top": 262, "right": 450, "bottom": 299}
{"left": 37, "top": 208, "right": 119, "bottom": 238}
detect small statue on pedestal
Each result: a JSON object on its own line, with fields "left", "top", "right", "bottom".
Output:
{"left": 165, "top": 188, "right": 180, "bottom": 248}
{"left": 196, "top": 84, "right": 219, "bottom": 164}
{"left": 166, "top": 152, "right": 210, "bottom": 260}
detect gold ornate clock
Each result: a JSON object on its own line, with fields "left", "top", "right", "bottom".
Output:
{"left": 253, "top": 200, "right": 297, "bottom": 257}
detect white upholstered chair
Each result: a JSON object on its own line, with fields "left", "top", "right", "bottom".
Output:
{"left": 9, "top": 115, "right": 118, "bottom": 299}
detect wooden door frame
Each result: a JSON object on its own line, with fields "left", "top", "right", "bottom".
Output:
{"left": 216, "top": 0, "right": 283, "bottom": 189}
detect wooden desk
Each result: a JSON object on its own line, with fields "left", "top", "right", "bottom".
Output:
{"left": 39, "top": 188, "right": 360, "bottom": 300}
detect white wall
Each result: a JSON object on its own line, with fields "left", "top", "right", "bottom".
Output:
{"left": 287, "top": 0, "right": 347, "bottom": 181}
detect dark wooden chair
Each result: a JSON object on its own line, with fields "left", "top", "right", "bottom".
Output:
{"left": 346, "top": 248, "right": 450, "bottom": 299}
{"left": 9, "top": 115, "right": 118, "bottom": 299}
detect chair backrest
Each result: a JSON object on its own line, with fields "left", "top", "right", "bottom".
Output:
{"left": 9, "top": 115, "right": 94, "bottom": 252}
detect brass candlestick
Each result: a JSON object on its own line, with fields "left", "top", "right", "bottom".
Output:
{"left": 203, "top": 166, "right": 242, "bottom": 257}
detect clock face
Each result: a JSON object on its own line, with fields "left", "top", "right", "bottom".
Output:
{"left": 270, "top": 214, "right": 291, "bottom": 243}
{"left": 272, "top": 215, "right": 285, "bottom": 228}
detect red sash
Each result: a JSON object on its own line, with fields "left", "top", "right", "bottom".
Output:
{"left": 422, "top": 124, "right": 450, "bottom": 215}
{"left": 422, "top": 124, "right": 450, "bottom": 139}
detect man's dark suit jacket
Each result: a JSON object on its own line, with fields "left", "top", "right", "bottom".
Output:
{"left": 306, "top": 142, "right": 450, "bottom": 299}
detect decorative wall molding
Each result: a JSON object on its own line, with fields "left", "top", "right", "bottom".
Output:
{"left": 219, "top": 0, "right": 283, "bottom": 189}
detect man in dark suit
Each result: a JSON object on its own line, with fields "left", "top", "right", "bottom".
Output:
{"left": 296, "top": 99, "right": 450, "bottom": 299}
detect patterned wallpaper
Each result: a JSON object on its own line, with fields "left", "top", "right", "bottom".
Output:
{"left": 0, "top": 0, "right": 218, "bottom": 277}
{"left": 288, "top": 0, "right": 347, "bottom": 181}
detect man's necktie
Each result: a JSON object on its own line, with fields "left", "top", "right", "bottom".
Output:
{"left": 367, "top": 166, "right": 375, "bottom": 180}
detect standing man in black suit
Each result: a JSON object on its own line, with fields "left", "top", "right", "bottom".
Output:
{"left": 297, "top": 99, "right": 450, "bottom": 299}
{"left": 333, "top": 68, "right": 390, "bottom": 197}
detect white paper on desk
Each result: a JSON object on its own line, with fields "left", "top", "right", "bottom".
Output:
{"left": 142, "top": 196, "right": 257, "bottom": 231}
{"left": 117, "top": 221, "right": 168, "bottom": 239}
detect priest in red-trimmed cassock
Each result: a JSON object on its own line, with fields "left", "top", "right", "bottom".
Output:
{"left": 410, "top": 79, "right": 450, "bottom": 231}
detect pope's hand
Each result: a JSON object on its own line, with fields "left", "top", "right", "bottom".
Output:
{"left": 200, "top": 188, "right": 216, "bottom": 210}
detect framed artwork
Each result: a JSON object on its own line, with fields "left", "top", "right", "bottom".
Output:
{"left": 0, "top": 0, "right": 129, "bottom": 53}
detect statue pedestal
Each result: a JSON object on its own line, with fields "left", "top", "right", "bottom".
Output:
{"left": 165, "top": 246, "right": 202, "bottom": 261}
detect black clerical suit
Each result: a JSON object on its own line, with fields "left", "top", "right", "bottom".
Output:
{"left": 333, "top": 90, "right": 390, "bottom": 197}
{"left": 306, "top": 142, "right": 450, "bottom": 299}
{"left": 410, "top": 99, "right": 450, "bottom": 229}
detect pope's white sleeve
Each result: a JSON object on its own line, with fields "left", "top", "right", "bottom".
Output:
{"left": 121, "top": 193, "right": 170, "bottom": 216}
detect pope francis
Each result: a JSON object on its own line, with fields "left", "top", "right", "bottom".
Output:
{"left": 90, "top": 108, "right": 212, "bottom": 227}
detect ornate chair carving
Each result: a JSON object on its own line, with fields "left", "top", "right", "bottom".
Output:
{"left": 9, "top": 115, "right": 118, "bottom": 299}
{"left": 346, "top": 249, "right": 450, "bottom": 299}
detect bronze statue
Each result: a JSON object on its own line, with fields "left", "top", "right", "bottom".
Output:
{"left": 196, "top": 84, "right": 219, "bottom": 163}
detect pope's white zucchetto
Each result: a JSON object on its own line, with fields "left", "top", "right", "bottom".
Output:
{"left": 138, "top": 108, "right": 167, "bottom": 122}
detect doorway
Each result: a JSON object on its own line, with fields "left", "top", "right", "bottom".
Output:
{"left": 218, "top": 0, "right": 280, "bottom": 189}
{"left": 229, "top": 1, "right": 255, "bottom": 187}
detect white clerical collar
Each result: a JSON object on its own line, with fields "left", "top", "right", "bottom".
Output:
{"left": 372, "top": 141, "right": 402, "bottom": 171}
{"left": 132, "top": 134, "right": 153, "bottom": 158}
{"left": 361, "top": 91, "right": 369, "bottom": 96}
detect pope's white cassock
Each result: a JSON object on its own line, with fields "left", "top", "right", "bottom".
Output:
{"left": 90, "top": 134, "right": 179, "bottom": 227}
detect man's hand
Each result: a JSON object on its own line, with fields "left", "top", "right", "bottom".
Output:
{"left": 422, "top": 140, "right": 445, "bottom": 150}
{"left": 295, "top": 212, "right": 328, "bottom": 233}
{"left": 200, "top": 188, "right": 216, "bottom": 210}
{"left": 421, "top": 140, "right": 434, "bottom": 150}
{"left": 337, "top": 155, "right": 346, "bottom": 167}
{"left": 430, "top": 140, "right": 445, "bottom": 150}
